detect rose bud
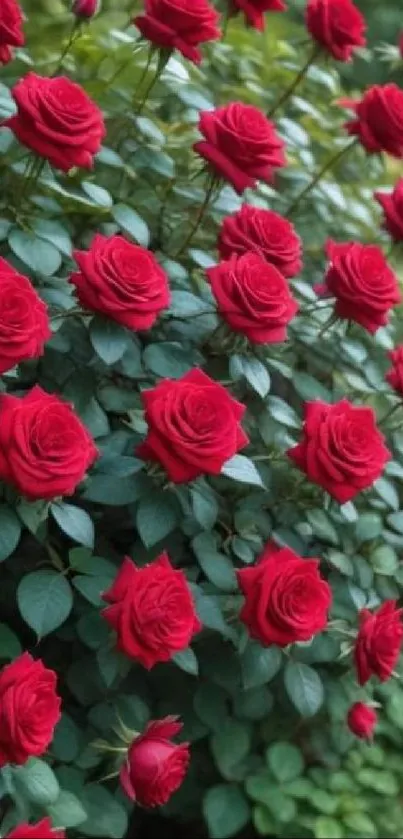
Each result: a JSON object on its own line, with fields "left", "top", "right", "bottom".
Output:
{"left": 120, "top": 717, "right": 190, "bottom": 807}
{"left": 347, "top": 702, "right": 377, "bottom": 739}
{"left": 72, "top": 0, "right": 100, "bottom": 19}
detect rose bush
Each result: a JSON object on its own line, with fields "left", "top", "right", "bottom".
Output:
{"left": 0, "top": 0, "right": 402, "bottom": 838}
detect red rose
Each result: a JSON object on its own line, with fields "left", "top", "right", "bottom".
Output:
{"left": 71, "top": 234, "right": 170, "bottom": 331}
{"left": 318, "top": 240, "right": 400, "bottom": 334}
{"left": 288, "top": 400, "right": 390, "bottom": 504}
{"left": 237, "top": 543, "right": 331, "bottom": 646}
{"left": 386, "top": 346, "right": 403, "bottom": 395}
{"left": 5, "top": 73, "right": 105, "bottom": 172}
{"left": 375, "top": 179, "right": 403, "bottom": 242}
{"left": 137, "top": 368, "right": 249, "bottom": 483}
{"left": 347, "top": 703, "right": 377, "bottom": 740}
{"left": 343, "top": 84, "right": 403, "bottom": 158}
{"left": 0, "top": 0, "right": 24, "bottom": 64}
{"left": 193, "top": 102, "right": 286, "bottom": 194}
{"left": 102, "top": 554, "right": 201, "bottom": 669}
{"left": 218, "top": 205, "right": 302, "bottom": 278}
{"left": 305, "top": 0, "right": 366, "bottom": 62}
{"left": 0, "top": 385, "right": 98, "bottom": 500}
{"left": 6, "top": 820, "right": 64, "bottom": 839}
{"left": 0, "top": 653, "right": 61, "bottom": 768}
{"left": 207, "top": 252, "right": 298, "bottom": 344}
{"left": 120, "top": 717, "right": 190, "bottom": 807}
{"left": 230, "top": 0, "right": 286, "bottom": 31}
{"left": 72, "top": 0, "right": 100, "bottom": 18}
{"left": 355, "top": 600, "right": 403, "bottom": 685}
{"left": 134, "top": 0, "right": 220, "bottom": 65}
{"left": 0, "top": 258, "right": 50, "bottom": 374}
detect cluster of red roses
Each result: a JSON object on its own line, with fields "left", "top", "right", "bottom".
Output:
{"left": 0, "top": 0, "right": 403, "bottom": 833}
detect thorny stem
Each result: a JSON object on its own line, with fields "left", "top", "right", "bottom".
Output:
{"left": 286, "top": 138, "right": 358, "bottom": 217}
{"left": 267, "top": 43, "right": 322, "bottom": 119}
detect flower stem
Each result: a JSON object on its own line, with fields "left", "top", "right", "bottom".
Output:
{"left": 286, "top": 138, "right": 358, "bottom": 217}
{"left": 135, "top": 47, "right": 172, "bottom": 116}
{"left": 175, "top": 175, "right": 218, "bottom": 258}
{"left": 267, "top": 43, "right": 322, "bottom": 119}
{"left": 53, "top": 22, "right": 82, "bottom": 76}
{"left": 379, "top": 401, "right": 402, "bottom": 427}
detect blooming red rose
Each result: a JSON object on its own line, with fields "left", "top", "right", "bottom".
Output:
{"left": 0, "top": 258, "right": 50, "bottom": 374}
{"left": 0, "top": 653, "right": 61, "bottom": 768}
{"left": 120, "top": 717, "right": 190, "bottom": 807}
{"left": 0, "top": 385, "right": 98, "bottom": 500}
{"left": 237, "top": 543, "right": 331, "bottom": 646}
{"left": 194, "top": 102, "right": 286, "bottom": 194}
{"left": 137, "top": 368, "right": 249, "bottom": 482}
{"left": 70, "top": 234, "right": 170, "bottom": 331}
{"left": 317, "top": 240, "right": 400, "bottom": 334}
{"left": 218, "top": 205, "right": 302, "bottom": 278}
{"left": 343, "top": 84, "right": 403, "bottom": 158}
{"left": 72, "top": 0, "right": 100, "bottom": 17}
{"left": 288, "top": 400, "right": 390, "bottom": 504}
{"left": 355, "top": 600, "right": 403, "bottom": 686}
{"left": 5, "top": 73, "right": 105, "bottom": 172}
{"left": 375, "top": 179, "right": 403, "bottom": 242}
{"left": 6, "top": 820, "right": 65, "bottom": 839}
{"left": 347, "top": 703, "right": 377, "bottom": 740}
{"left": 207, "top": 252, "right": 298, "bottom": 344}
{"left": 0, "top": 0, "right": 24, "bottom": 64}
{"left": 230, "top": 0, "right": 286, "bottom": 31}
{"left": 102, "top": 554, "right": 201, "bottom": 669}
{"left": 306, "top": 0, "right": 366, "bottom": 62}
{"left": 386, "top": 346, "right": 403, "bottom": 395}
{"left": 134, "top": 0, "right": 220, "bottom": 65}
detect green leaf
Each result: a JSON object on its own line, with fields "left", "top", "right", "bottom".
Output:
{"left": 374, "top": 477, "right": 399, "bottom": 510}
{"left": 194, "top": 683, "right": 228, "bottom": 731}
{"left": 387, "top": 511, "right": 403, "bottom": 534}
{"left": 266, "top": 742, "right": 304, "bottom": 783}
{"left": 136, "top": 492, "right": 178, "bottom": 547}
{"left": 309, "top": 789, "right": 338, "bottom": 815}
{"left": 203, "top": 785, "right": 250, "bottom": 839}
{"left": 112, "top": 203, "right": 150, "bottom": 247}
{"left": 82, "top": 181, "right": 112, "bottom": 208}
{"left": 173, "top": 647, "right": 199, "bottom": 676}
{"left": 193, "top": 533, "right": 237, "bottom": 592}
{"left": 306, "top": 509, "right": 338, "bottom": 545}
{"left": 13, "top": 758, "right": 60, "bottom": 805}
{"left": 211, "top": 720, "right": 251, "bottom": 778}
{"left": 284, "top": 661, "right": 324, "bottom": 717}
{"left": 241, "top": 357, "right": 271, "bottom": 398}
{"left": 169, "top": 290, "right": 213, "bottom": 317}
{"left": 191, "top": 484, "right": 219, "bottom": 529}
{"left": 193, "top": 590, "right": 237, "bottom": 641}
{"left": 0, "top": 505, "right": 21, "bottom": 561}
{"left": 343, "top": 813, "right": 376, "bottom": 836}
{"left": 314, "top": 817, "right": 344, "bottom": 839}
{"left": 17, "top": 571, "right": 73, "bottom": 638}
{"left": 33, "top": 218, "right": 72, "bottom": 257}
{"left": 357, "top": 769, "right": 399, "bottom": 795}
{"left": 51, "top": 503, "right": 94, "bottom": 548}
{"left": 355, "top": 513, "right": 382, "bottom": 543}
{"left": 370, "top": 544, "right": 398, "bottom": 576}
{"left": 73, "top": 575, "right": 113, "bottom": 607}
{"left": 80, "top": 784, "right": 128, "bottom": 838}
{"left": 241, "top": 642, "right": 282, "bottom": 689}
{"left": 9, "top": 228, "right": 62, "bottom": 275}
{"left": 253, "top": 805, "right": 276, "bottom": 836}
{"left": 48, "top": 790, "right": 87, "bottom": 829}
{"left": 52, "top": 714, "right": 81, "bottom": 763}
{"left": 267, "top": 396, "right": 300, "bottom": 428}
{"left": 143, "top": 342, "right": 199, "bottom": 378}
{"left": 96, "top": 645, "right": 121, "bottom": 687}
{"left": 0, "top": 624, "right": 21, "bottom": 660}
{"left": 90, "top": 317, "right": 130, "bottom": 365}
{"left": 221, "top": 455, "right": 264, "bottom": 488}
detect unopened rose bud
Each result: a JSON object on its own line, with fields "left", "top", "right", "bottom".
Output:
{"left": 72, "top": 0, "right": 100, "bottom": 19}
{"left": 347, "top": 702, "right": 377, "bottom": 740}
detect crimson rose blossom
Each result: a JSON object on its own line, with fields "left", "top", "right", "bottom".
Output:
{"left": 0, "top": 385, "right": 98, "bottom": 500}
{"left": 71, "top": 234, "right": 170, "bottom": 331}
{"left": 207, "top": 252, "right": 298, "bottom": 344}
{"left": 318, "top": 240, "right": 400, "bottom": 334}
{"left": 218, "top": 205, "right": 302, "bottom": 278}
{"left": 386, "top": 346, "right": 403, "bottom": 395}
{"left": 120, "top": 717, "right": 190, "bottom": 807}
{"left": 194, "top": 102, "right": 286, "bottom": 194}
{"left": 72, "top": 0, "right": 100, "bottom": 17}
{"left": 288, "top": 400, "right": 390, "bottom": 504}
{"left": 134, "top": 0, "right": 220, "bottom": 64}
{"left": 237, "top": 543, "right": 331, "bottom": 646}
{"left": 0, "top": 653, "right": 61, "bottom": 768}
{"left": 137, "top": 368, "right": 249, "bottom": 483}
{"left": 102, "top": 554, "right": 201, "bottom": 668}
{"left": 5, "top": 73, "right": 105, "bottom": 171}
{"left": 306, "top": 0, "right": 366, "bottom": 62}
{"left": 355, "top": 600, "right": 403, "bottom": 685}
{"left": 230, "top": 0, "right": 286, "bottom": 31}
{"left": 375, "top": 179, "right": 403, "bottom": 241}
{"left": 0, "top": 0, "right": 24, "bottom": 64}
{"left": 347, "top": 703, "right": 377, "bottom": 740}
{"left": 0, "top": 258, "right": 50, "bottom": 374}
{"left": 343, "top": 84, "right": 403, "bottom": 158}
{"left": 6, "top": 820, "right": 65, "bottom": 839}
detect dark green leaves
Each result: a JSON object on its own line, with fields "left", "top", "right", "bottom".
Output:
{"left": 0, "top": 505, "right": 21, "bottom": 561}
{"left": 90, "top": 317, "right": 130, "bottom": 365}
{"left": 51, "top": 503, "right": 95, "bottom": 548}
{"left": 221, "top": 455, "right": 264, "bottom": 488}
{"left": 17, "top": 571, "right": 73, "bottom": 638}
{"left": 284, "top": 662, "right": 324, "bottom": 717}
{"left": 111, "top": 203, "right": 150, "bottom": 247}
{"left": 203, "top": 785, "right": 250, "bottom": 839}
